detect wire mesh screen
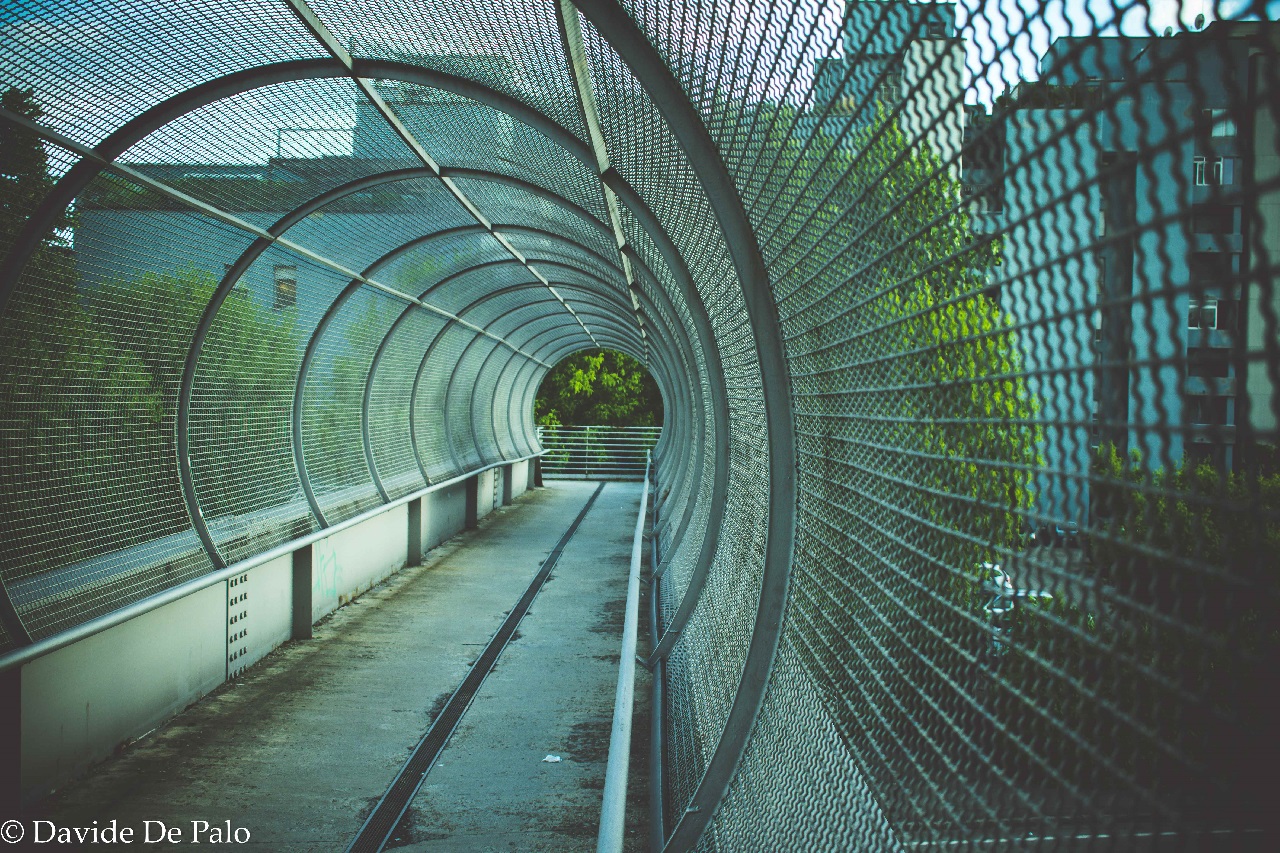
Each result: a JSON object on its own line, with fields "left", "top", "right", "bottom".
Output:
{"left": 628, "top": 0, "right": 1275, "bottom": 848}
{"left": 2, "top": 0, "right": 1278, "bottom": 849}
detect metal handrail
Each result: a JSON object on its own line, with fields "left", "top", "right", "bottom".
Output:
{"left": 0, "top": 453, "right": 543, "bottom": 674}
{"left": 538, "top": 425, "right": 662, "bottom": 480}
{"left": 596, "top": 451, "right": 651, "bottom": 853}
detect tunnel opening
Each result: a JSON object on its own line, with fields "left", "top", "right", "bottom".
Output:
{"left": 534, "top": 348, "right": 663, "bottom": 429}
{"left": 534, "top": 348, "right": 663, "bottom": 481}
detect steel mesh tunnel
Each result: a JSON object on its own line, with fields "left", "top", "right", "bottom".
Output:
{"left": 1, "top": 0, "right": 1277, "bottom": 848}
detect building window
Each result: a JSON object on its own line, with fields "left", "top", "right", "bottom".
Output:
{"left": 1191, "top": 204, "right": 1235, "bottom": 234}
{"left": 273, "top": 264, "right": 297, "bottom": 310}
{"left": 1193, "top": 156, "right": 1234, "bottom": 186}
{"left": 875, "top": 70, "right": 904, "bottom": 105}
{"left": 1203, "top": 109, "right": 1237, "bottom": 138}
{"left": 1188, "top": 299, "right": 1218, "bottom": 329}
{"left": 1214, "top": 157, "right": 1234, "bottom": 185}
{"left": 1187, "top": 347, "right": 1230, "bottom": 378}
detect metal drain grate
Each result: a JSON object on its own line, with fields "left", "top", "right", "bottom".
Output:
{"left": 346, "top": 482, "right": 608, "bottom": 853}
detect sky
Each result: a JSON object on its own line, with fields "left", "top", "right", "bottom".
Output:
{"left": 954, "top": 0, "right": 1278, "bottom": 104}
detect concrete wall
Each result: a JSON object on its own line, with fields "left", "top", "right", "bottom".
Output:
{"left": 14, "top": 465, "right": 535, "bottom": 806}
{"left": 424, "top": 482, "right": 467, "bottom": 551}
{"left": 311, "top": 504, "right": 408, "bottom": 620}
{"left": 21, "top": 584, "right": 227, "bottom": 803}
{"left": 510, "top": 460, "right": 530, "bottom": 499}
{"left": 476, "top": 468, "right": 496, "bottom": 519}
{"left": 228, "top": 554, "right": 293, "bottom": 679}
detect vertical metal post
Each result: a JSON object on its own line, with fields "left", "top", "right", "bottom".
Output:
{"left": 291, "top": 544, "right": 313, "bottom": 641}
{"left": 502, "top": 464, "right": 514, "bottom": 505}
{"left": 0, "top": 666, "right": 20, "bottom": 811}
{"left": 465, "top": 476, "right": 479, "bottom": 529}
{"left": 407, "top": 497, "right": 423, "bottom": 567}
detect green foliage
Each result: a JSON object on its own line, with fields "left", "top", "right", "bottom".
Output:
{"left": 1, "top": 89, "right": 305, "bottom": 575}
{"left": 778, "top": 106, "right": 1041, "bottom": 560}
{"left": 534, "top": 349, "right": 662, "bottom": 428}
{"left": 0, "top": 262, "right": 302, "bottom": 577}
{"left": 759, "top": 101, "right": 1045, "bottom": 822}
{"left": 987, "top": 443, "right": 1280, "bottom": 817}
{"left": 1, "top": 86, "right": 73, "bottom": 248}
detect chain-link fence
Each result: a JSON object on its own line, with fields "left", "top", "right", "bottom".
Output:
{"left": 1, "top": 0, "right": 1276, "bottom": 849}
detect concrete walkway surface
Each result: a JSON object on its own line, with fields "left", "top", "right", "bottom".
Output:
{"left": 30, "top": 482, "right": 651, "bottom": 852}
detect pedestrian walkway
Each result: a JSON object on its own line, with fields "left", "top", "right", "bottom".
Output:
{"left": 30, "top": 482, "right": 650, "bottom": 852}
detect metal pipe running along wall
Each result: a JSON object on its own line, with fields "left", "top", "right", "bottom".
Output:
{"left": 1, "top": 0, "right": 1279, "bottom": 850}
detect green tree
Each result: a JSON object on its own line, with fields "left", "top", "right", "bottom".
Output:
{"left": 1, "top": 88, "right": 303, "bottom": 580}
{"left": 0, "top": 87, "right": 166, "bottom": 580}
{"left": 1, "top": 86, "right": 73, "bottom": 247}
{"left": 1075, "top": 444, "right": 1280, "bottom": 820}
{"left": 534, "top": 349, "right": 662, "bottom": 427}
{"left": 755, "top": 103, "right": 1042, "bottom": 826}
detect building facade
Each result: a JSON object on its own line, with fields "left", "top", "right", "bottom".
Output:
{"left": 975, "top": 22, "right": 1279, "bottom": 523}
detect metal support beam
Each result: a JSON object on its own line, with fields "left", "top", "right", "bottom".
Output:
{"left": 281, "top": 0, "right": 601, "bottom": 348}
{"left": 556, "top": 0, "right": 649, "bottom": 358}
{"left": 569, "top": 4, "right": 798, "bottom": 850}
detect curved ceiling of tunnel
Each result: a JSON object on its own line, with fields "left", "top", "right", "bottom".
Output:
{"left": 0, "top": 5, "right": 792, "bottom": 849}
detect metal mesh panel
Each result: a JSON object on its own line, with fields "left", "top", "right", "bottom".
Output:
{"left": 311, "top": 0, "right": 590, "bottom": 143}
{"left": 368, "top": 79, "right": 611, "bottom": 223}
{"left": 115, "top": 77, "right": 417, "bottom": 214}
{"left": 0, "top": 0, "right": 327, "bottom": 148}
{"left": 302, "top": 285, "right": 402, "bottom": 523}
{"left": 279, "top": 179, "right": 474, "bottom": 274}
{"left": 443, "top": 174, "right": 621, "bottom": 265}
{"left": 412, "top": 323, "right": 473, "bottom": 482}
{"left": 443, "top": 334, "right": 494, "bottom": 470}
{"left": 0, "top": 172, "right": 260, "bottom": 639}
{"left": 375, "top": 231, "right": 516, "bottom": 295}
{"left": 499, "top": 231, "right": 627, "bottom": 293}
{"left": 189, "top": 245, "right": 313, "bottom": 566}
{"left": 368, "top": 309, "right": 446, "bottom": 496}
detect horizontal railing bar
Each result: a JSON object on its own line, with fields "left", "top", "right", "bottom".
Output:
{"left": 596, "top": 451, "right": 650, "bottom": 853}
{"left": 0, "top": 453, "right": 543, "bottom": 674}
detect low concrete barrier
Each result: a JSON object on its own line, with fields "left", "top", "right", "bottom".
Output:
{"left": 4, "top": 457, "right": 539, "bottom": 806}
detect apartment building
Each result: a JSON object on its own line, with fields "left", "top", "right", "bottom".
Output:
{"left": 970, "top": 22, "right": 1279, "bottom": 523}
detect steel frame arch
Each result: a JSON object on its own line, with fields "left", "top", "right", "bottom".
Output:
{"left": 480, "top": 228, "right": 699, "bottom": 460}
{"left": 409, "top": 282, "right": 639, "bottom": 482}
{"left": 568, "top": 3, "right": 798, "bottom": 849}
{"left": 1, "top": 57, "right": 731, "bottom": 578}
{"left": 461, "top": 166, "right": 730, "bottom": 587}
{"left": 449, "top": 285, "right": 643, "bottom": 470}
{"left": 467, "top": 296, "right": 659, "bottom": 464}
{"left": 0, "top": 40, "right": 751, "bottom": 725}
